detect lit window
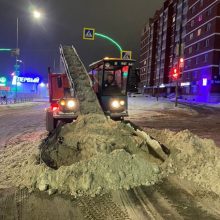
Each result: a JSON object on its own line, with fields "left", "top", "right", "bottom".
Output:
{"left": 197, "top": 29, "right": 202, "bottom": 36}
{"left": 203, "top": 78, "right": 208, "bottom": 86}
{"left": 190, "top": 33, "right": 194, "bottom": 40}
{"left": 198, "top": 15, "right": 203, "bottom": 22}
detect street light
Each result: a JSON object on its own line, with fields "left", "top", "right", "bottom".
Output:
{"left": 33, "top": 10, "right": 42, "bottom": 19}
{"left": 15, "top": 8, "right": 43, "bottom": 102}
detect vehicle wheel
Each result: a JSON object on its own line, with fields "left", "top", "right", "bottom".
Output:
{"left": 46, "top": 111, "right": 57, "bottom": 132}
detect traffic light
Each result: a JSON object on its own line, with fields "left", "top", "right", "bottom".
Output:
{"left": 171, "top": 67, "right": 179, "bottom": 80}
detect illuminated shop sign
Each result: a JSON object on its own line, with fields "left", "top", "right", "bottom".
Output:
{"left": 12, "top": 76, "right": 40, "bottom": 85}
{"left": 0, "top": 77, "right": 7, "bottom": 86}
{"left": 0, "top": 86, "right": 10, "bottom": 91}
{"left": 181, "top": 82, "right": 191, "bottom": 87}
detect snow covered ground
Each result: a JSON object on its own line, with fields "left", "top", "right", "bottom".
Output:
{"left": 0, "top": 102, "right": 47, "bottom": 148}
{"left": 128, "top": 96, "right": 220, "bottom": 147}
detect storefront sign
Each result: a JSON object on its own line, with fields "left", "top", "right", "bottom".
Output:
{"left": 181, "top": 82, "right": 191, "bottom": 87}
{"left": 0, "top": 77, "right": 7, "bottom": 86}
{"left": 0, "top": 86, "right": 10, "bottom": 91}
{"left": 12, "top": 76, "right": 40, "bottom": 85}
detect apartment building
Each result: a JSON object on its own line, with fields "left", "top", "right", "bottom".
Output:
{"left": 140, "top": 0, "right": 188, "bottom": 95}
{"left": 183, "top": 0, "right": 220, "bottom": 102}
{"left": 139, "top": 0, "right": 220, "bottom": 102}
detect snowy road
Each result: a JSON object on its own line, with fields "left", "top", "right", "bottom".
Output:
{"left": 0, "top": 103, "right": 47, "bottom": 148}
{"left": 0, "top": 100, "right": 220, "bottom": 219}
{"left": 128, "top": 96, "right": 220, "bottom": 146}
{"left": 1, "top": 98, "right": 219, "bottom": 148}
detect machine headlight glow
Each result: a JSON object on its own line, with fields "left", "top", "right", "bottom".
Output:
{"left": 111, "top": 100, "right": 120, "bottom": 109}
{"left": 60, "top": 100, "right": 66, "bottom": 106}
{"left": 120, "top": 100, "right": 125, "bottom": 106}
{"left": 67, "top": 100, "right": 76, "bottom": 108}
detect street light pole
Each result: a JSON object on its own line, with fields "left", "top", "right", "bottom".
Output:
{"left": 14, "top": 10, "right": 42, "bottom": 102}
{"left": 15, "top": 17, "right": 19, "bottom": 102}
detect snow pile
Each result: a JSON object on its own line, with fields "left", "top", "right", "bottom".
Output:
{"left": 21, "top": 114, "right": 162, "bottom": 196}
{"left": 148, "top": 129, "right": 220, "bottom": 195}
{"left": 0, "top": 131, "right": 46, "bottom": 189}
{"left": 23, "top": 149, "right": 160, "bottom": 197}
{"left": 41, "top": 114, "right": 160, "bottom": 168}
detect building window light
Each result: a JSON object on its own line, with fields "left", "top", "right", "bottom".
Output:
{"left": 197, "top": 28, "right": 202, "bottom": 36}
{"left": 203, "top": 78, "right": 208, "bottom": 86}
{"left": 190, "top": 33, "right": 194, "bottom": 40}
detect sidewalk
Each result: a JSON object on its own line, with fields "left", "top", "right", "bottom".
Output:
{"left": 170, "top": 98, "right": 220, "bottom": 108}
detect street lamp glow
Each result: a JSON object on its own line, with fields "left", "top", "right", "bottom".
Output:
{"left": 40, "top": 82, "right": 45, "bottom": 87}
{"left": 33, "top": 10, "right": 41, "bottom": 19}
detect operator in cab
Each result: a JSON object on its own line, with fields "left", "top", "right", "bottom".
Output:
{"left": 104, "top": 73, "right": 117, "bottom": 88}
{"left": 103, "top": 73, "right": 120, "bottom": 95}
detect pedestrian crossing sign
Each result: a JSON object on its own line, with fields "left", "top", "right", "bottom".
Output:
{"left": 121, "top": 50, "right": 132, "bottom": 60}
{"left": 83, "top": 28, "right": 95, "bottom": 40}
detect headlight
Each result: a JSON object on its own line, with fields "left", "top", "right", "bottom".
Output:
{"left": 60, "top": 100, "right": 66, "bottom": 106}
{"left": 120, "top": 100, "right": 125, "bottom": 106}
{"left": 111, "top": 100, "right": 120, "bottom": 109}
{"left": 67, "top": 100, "right": 76, "bottom": 108}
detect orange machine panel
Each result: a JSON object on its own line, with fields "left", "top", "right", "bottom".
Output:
{"left": 48, "top": 73, "right": 70, "bottom": 103}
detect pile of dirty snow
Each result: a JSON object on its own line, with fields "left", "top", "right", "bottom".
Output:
{"left": 22, "top": 149, "right": 160, "bottom": 197}
{"left": 21, "top": 114, "right": 163, "bottom": 197}
{"left": 147, "top": 129, "right": 220, "bottom": 196}
{"left": 0, "top": 131, "right": 46, "bottom": 189}
{"left": 41, "top": 114, "right": 161, "bottom": 168}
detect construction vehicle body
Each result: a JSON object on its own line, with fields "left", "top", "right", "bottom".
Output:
{"left": 89, "top": 58, "right": 136, "bottom": 119}
{"left": 46, "top": 72, "right": 79, "bottom": 132}
{"left": 46, "top": 46, "right": 80, "bottom": 132}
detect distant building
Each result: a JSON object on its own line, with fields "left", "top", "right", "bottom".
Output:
{"left": 183, "top": 0, "right": 220, "bottom": 102}
{"left": 140, "top": 0, "right": 220, "bottom": 102}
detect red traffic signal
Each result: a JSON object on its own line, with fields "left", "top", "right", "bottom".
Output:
{"left": 171, "top": 67, "right": 179, "bottom": 80}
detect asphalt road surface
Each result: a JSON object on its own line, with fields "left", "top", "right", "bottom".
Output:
{"left": 0, "top": 101, "right": 220, "bottom": 219}
{"left": 0, "top": 103, "right": 47, "bottom": 148}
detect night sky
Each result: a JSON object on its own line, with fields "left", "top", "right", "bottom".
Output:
{"left": 0, "top": 0, "right": 163, "bottom": 82}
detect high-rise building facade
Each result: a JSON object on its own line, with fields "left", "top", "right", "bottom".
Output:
{"left": 140, "top": 0, "right": 220, "bottom": 102}
{"left": 183, "top": 0, "right": 220, "bottom": 102}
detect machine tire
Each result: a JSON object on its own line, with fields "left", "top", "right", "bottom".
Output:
{"left": 46, "top": 110, "right": 57, "bottom": 132}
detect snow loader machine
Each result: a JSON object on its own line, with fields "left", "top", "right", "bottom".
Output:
{"left": 89, "top": 57, "right": 136, "bottom": 120}
{"left": 46, "top": 46, "right": 136, "bottom": 132}
{"left": 46, "top": 46, "right": 80, "bottom": 132}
